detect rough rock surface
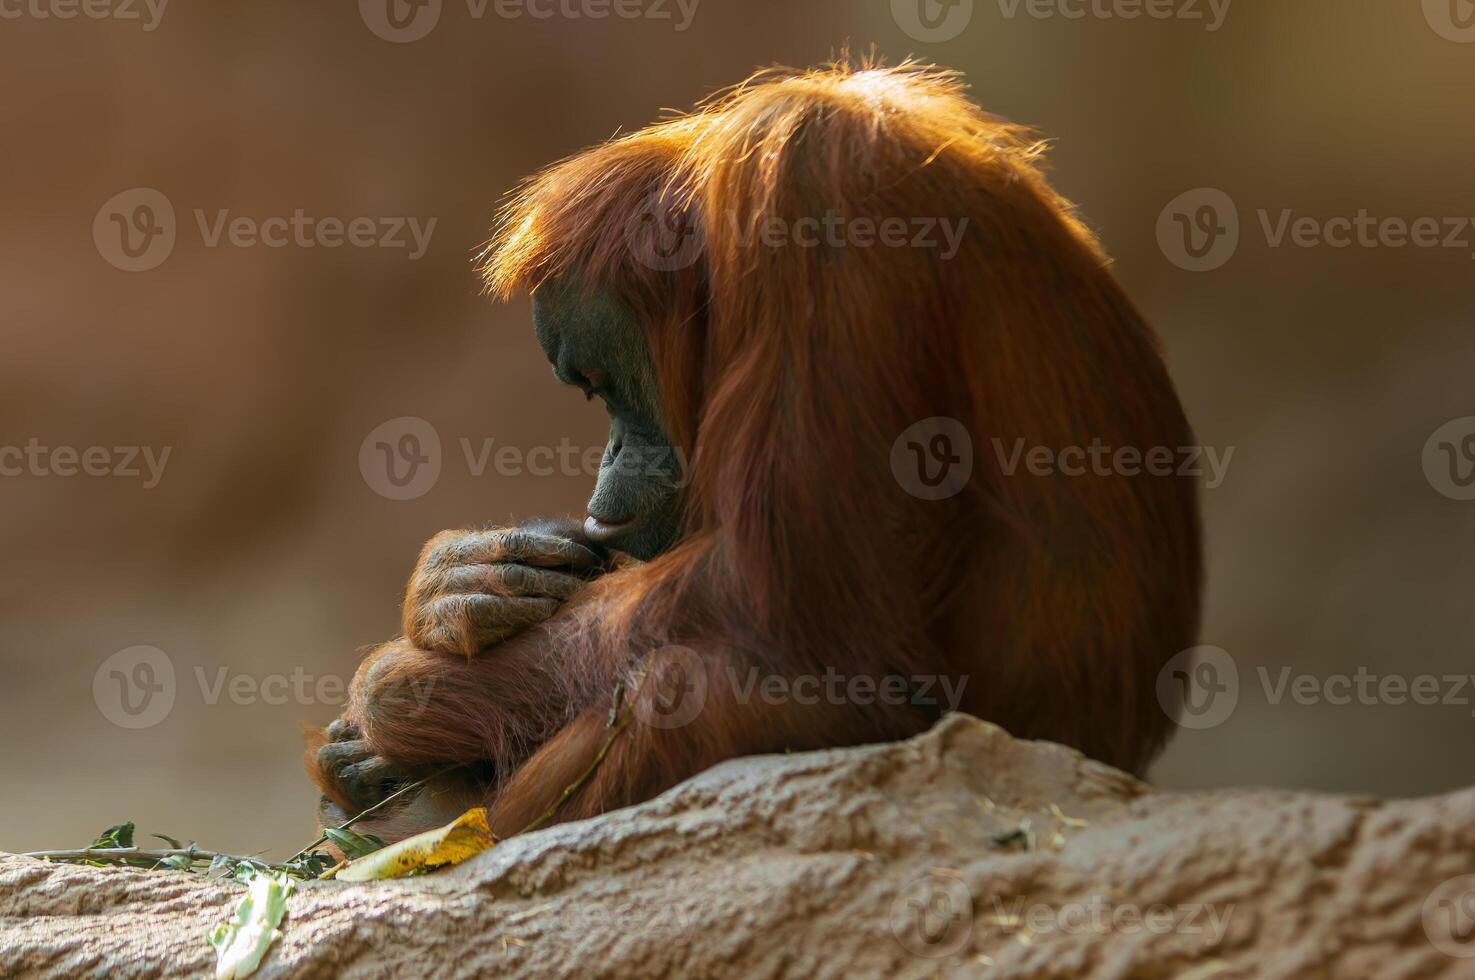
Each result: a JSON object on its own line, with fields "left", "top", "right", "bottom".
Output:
{"left": 3, "top": 714, "right": 1475, "bottom": 978}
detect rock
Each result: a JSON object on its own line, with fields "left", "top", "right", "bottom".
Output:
{"left": 3, "top": 714, "right": 1474, "bottom": 978}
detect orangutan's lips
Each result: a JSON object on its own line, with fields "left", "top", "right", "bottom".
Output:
{"left": 584, "top": 514, "right": 635, "bottom": 543}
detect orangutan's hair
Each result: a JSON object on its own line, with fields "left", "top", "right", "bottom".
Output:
{"left": 475, "top": 62, "right": 1199, "bottom": 774}
{"left": 320, "top": 63, "right": 1201, "bottom": 840}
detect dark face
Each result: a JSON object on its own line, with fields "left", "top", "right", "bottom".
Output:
{"left": 532, "top": 283, "right": 684, "bottom": 561}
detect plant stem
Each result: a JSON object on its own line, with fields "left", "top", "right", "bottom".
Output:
{"left": 286, "top": 765, "right": 460, "bottom": 868}
{"left": 518, "top": 671, "right": 645, "bottom": 836}
{"left": 23, "top": 846, "right": 283, "bottom": 871}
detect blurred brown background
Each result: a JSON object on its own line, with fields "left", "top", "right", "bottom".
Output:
{"left": 2, "top": 0, "right": 1472, "bottom": 860}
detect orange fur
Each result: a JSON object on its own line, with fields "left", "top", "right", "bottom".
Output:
{"left": 311, "top": 61, "right": 1201, "bottom": 839}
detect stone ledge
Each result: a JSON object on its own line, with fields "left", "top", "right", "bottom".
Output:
{"left": 3, "top": 715, "right": 1473, "bottom": 978}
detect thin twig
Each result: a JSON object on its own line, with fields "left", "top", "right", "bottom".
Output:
{"left": 606, "top": 680, "right": 626, "bottom": 727}
{"left": 23, "top": 846, "right": 283, "bottom": 872}
{"left": 517, "top": 714, "right": 633, "bottom": 836}
{"left": 518, "top": 669, "right": 647, "bottom": 836}
{"left": 286, "top": 765, "right": 462, "bottom": 867}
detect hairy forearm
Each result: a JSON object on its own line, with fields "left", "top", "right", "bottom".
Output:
{"left": 348, "top": 632, "right": 581, "bottom": 776}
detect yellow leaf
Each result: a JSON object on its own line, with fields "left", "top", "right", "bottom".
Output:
{"left": 333, "top": 808, "right": 495, "bottom": 882}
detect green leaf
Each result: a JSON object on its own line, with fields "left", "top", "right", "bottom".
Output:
{"left": 91, "top": 822, "right": 135, "bottom": 849}
{"left": 286, "top": 851, "right": 335, "bottom": 880}
{"left": 207, "top": 868, "right": 293, "bottom": 980}
{"left": 152, "top": 833, "right": 184, "bottom": 849}
{"left": 324, "top": 827, "right": 387, "bottom": 859}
